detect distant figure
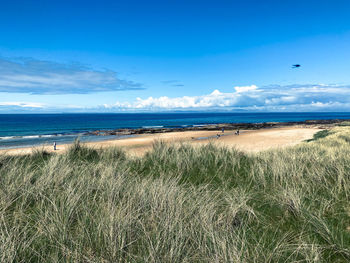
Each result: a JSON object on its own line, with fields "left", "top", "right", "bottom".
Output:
{"left": 235, "top": 130, "right": 240, "bottom": 135}
{"left": 222, "top": 128, "right": 225, "bottom": 133}
{"left": 216, "top": 134, "right": 220, "bottom": 139}
{"left": 53, "top": 141, "right": 57, "bottom": 150}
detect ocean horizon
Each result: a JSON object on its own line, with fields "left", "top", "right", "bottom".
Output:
{"left": 1, "top": 112, "right": 350, "bottom": 149}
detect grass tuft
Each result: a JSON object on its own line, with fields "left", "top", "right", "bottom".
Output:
{"left": 306, "top": 129, "right": 332, "bottom": 142}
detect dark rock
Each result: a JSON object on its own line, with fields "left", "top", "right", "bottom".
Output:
{"left": 84, "top": 119, "right": 350, "bottom": 137}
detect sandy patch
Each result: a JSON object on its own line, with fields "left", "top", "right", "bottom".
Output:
{"left": 0, "top": 126, "right": 321, "bottom": 156}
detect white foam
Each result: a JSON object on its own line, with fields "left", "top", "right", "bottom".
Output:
{"left": 0, "top": 134, "right": 64, "bottom": 140}
{"left": 0, "top": 136, "right": 13, "bottom": 140}
{"left": 142, "top": 126, "right": 164, "bottom": 128}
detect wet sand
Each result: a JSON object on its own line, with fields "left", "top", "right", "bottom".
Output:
{"left": 0, "top": 126, "right": 321, "bottom": 156}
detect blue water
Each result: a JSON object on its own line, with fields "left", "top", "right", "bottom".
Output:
{"left": 1, "top": 112, "right": 350, "bottom": 149}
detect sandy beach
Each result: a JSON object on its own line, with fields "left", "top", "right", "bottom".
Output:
{"left": 0, "top": 126, "right": 321, "bottom": 156}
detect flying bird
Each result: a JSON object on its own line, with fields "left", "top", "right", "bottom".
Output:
{"left": 292, "top": 64, "right": 301, "bottom": 68}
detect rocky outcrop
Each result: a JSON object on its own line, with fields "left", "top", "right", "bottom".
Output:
{"left": 83, "top": 119, "right": 350, "bottom": 137}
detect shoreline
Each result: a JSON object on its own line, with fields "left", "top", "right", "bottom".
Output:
{"left": 0, "top": 124, "right": 325, "bottom": 156}
{"left": 0, "top": 118, "right": 346, "bottom": 141}
{"left": 1, "top": 118, "right": 347, "bottom": 155}
{"left": 84, "top": 118, "right": 348, "bottom": 136}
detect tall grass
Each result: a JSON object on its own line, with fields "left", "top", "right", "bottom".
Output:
{"left": 1, "top": 127, "right": 350, "bottom": 262}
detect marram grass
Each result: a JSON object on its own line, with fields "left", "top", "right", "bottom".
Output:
{"left": 1, "top": 127, "right": 350, "bottom": 262}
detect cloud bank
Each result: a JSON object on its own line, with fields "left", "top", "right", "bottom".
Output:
{"left": 1, "top": 83, "right": 350, "bottom": 112}
{"left": 0, "top": 57, "right": 142, "bottom": 94}
{"left": 0, "top": 101, "right": 45, "bottom": 108}
{"left": 104, "top": 84, "right": 350, "bottom": 111}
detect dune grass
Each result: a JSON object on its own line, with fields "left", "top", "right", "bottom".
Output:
{"left": 305, "top": 129, "right": 332, "bottom": 142}
{"left": 337, "top": 121, "right": 350, "bottom": 127}
{"left": 1, "top": 127, "right": 350, "bottom": 262}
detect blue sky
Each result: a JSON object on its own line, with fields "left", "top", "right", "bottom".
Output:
{"left": 1, "top": 0, "right": 350, "bottom": 112}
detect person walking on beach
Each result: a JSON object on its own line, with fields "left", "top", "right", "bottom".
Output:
{"left": 53, "top": 141, "right": 56, "bottom": 151}
{"left": 222, "top": 128, "right": 225, "bottom": 133}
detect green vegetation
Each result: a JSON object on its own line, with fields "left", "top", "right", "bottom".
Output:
{"left": 1, "top": 127, "right": 350, "bottom": 262}
{"left": 338, "top": 121, "right": 350, "bottom": 127}
{"left": 305, "top": 129, "right": 332, "bottom": 142}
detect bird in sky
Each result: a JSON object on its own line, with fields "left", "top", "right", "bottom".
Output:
{"left": 292, "top": 64, "right": 301, "bottom": 68}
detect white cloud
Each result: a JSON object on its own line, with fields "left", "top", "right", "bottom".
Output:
{"left": 0, "top": 102, "right": 45, "bottom": 108}
{"left": 104, "top": 84, "right": 350, "bottom": 111}
{"left": 234, "top": 85, "right": 258, "bottom": 93}
{"left": 0, "top": 57, "right": 142, "bottom": 94}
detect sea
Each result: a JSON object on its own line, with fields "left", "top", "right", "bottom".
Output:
{"left": 1, "top": 112, "right": 350, "bottom": 149}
